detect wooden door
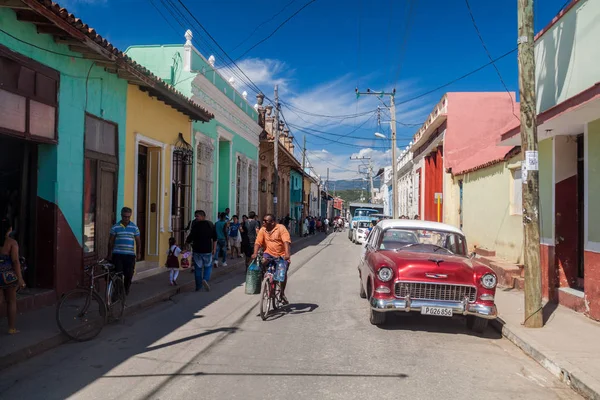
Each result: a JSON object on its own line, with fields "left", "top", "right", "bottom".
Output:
{"left": 96, "top": 162, "right": 116, "bottom": 260}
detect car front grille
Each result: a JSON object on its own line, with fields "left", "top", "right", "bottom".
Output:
{"left": 394, "top": 282, "right": 477, "bottom": 303}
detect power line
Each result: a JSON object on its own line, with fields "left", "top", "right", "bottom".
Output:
{"left": 220, "top": 0, "right": 317, "bottom": 67}
{"left": 393, "top": 0, "right": 417, "bottom": 88}
{"left": 280, "top": 101, "right": 378, "bottom": 120}
{"left": 231, "top": 0, "right": 297, "bottom": 52}
{"left": 464, "top": 0, "right": 520, "bottom": 121}
{"left": 395, "top": 47, "right": 518, "bottom": 107}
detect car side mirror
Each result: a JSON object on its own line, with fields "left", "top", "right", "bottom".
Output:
{"left": 469, "top": 252, "right": 476, "bottom": 259}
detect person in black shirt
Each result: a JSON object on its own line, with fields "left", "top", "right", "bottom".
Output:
{"left": 185, "top": 210, "right": 217, "bottom": 292}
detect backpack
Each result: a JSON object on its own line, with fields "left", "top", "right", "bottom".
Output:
{"left": 166, "top": 248, "right": 180, "bottom": 269}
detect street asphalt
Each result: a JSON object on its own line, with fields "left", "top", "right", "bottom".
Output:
{"left": 0, "top": 232, "right": 580, "bottom": 400}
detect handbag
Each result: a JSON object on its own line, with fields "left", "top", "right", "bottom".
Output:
{"left": 180, "top": 252, "right": 191, "bottom": 269}
{"left": 0, "top": 257, "right": 18, "bottom": 288}
{"left": 166, "top": 248, "right": 180, "bottom": 269}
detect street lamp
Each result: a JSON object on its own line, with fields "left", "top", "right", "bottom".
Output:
{"left": 374, "top": 132, "right": 386, "bottom": 139}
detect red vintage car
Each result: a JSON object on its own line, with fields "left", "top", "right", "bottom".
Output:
{"left": 358, "top": 219, "right": 498, "bottom": 333}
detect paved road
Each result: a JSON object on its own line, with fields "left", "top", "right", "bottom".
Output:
{"left": 0, "top": 233, "right": 578, "bottom": 400}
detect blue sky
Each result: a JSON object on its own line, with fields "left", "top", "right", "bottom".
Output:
{"left": 62, "top": 0, "right": 567, "bottom": 181}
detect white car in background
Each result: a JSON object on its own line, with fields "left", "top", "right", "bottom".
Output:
{"left": 352, "top": 221, "right": 371, "bottom": 244}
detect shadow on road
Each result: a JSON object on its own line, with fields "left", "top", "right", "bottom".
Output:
{"left": 100, "top": 371, "right": 409, "bottom": 379}
{"left": 0, "top": 234, "right": 332, "bottom": 399}
{"left": 379, "top": 313, "right": 502, "bottom": 339}
{"left": 260, "top": 302, "right": 319, "bottom": 321}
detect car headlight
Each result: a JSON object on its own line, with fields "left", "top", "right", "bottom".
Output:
{"left": 377, "top": 267, "right": 393, "bottom": 282}
{"left": 481, "top": 273, "right": 497, "bottom": 289}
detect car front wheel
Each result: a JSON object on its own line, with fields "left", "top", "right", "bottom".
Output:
{"left": 359, "top": 280, "right": 366, "bottom": 299}
{"left": 466, "top": 315, "right": 488, "bottom": 333}
{"left": 369, "top": 307, "right": 386, "bottom": 325}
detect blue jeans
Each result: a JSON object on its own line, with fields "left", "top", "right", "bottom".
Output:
{"left": 214, "top": 239, "right": 227, "bottom": 263}
{"left": 192, "top": 253, "right": 213, "bottom": 290}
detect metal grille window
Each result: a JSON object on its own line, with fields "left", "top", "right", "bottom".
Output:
{"left": 196, "top": 139, "right": 214, "bottom": 219}
{"left": 172, "top": 134, "right": 193, "bottom": 246}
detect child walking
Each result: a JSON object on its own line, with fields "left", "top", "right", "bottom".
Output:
{"left": 166, "top": 237, "right": 182, "bottom": 285}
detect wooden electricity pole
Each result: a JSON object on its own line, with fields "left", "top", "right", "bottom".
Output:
{"left": 518, "top": 0, "right": 543, "bottom": 328}
{"left": 273, "top": 85, "right": 280, "bottom": 220}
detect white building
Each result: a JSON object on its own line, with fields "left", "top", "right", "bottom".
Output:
{"left": 398, "top": 144, "right": 417, "bottom": 218}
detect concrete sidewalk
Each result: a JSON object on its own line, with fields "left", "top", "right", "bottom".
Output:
{"left": 493, "top": 288, "right": 600, "bottom": 400}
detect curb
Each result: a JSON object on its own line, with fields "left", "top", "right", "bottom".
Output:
{"left": 491, "top": 318, "right": 600, "bottom": 400}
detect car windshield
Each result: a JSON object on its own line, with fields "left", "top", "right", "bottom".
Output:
{"left": 378, "top": 228, "right": 467, "bottom": 256}
{"left": 355, "top": 209, "right": 377, "bottom": 217}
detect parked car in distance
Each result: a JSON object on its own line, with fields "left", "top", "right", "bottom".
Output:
{"left": 352, "top": 220, "right": 371, "bottom": 244}
{"left": 358, "top": 219, "right": 498, "bottom": 333}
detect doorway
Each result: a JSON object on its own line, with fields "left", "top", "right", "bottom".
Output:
{"left": 577, "top": 134, "right": 585, "bottom": 288}
{"left": 0, "top": 135, "right": 37, "bottom": 285}
{"left": 136, "top": 143, "right": 161, "bottom": 263}
{"left": 137, "top": 145, "right": 147, "bottom": 260}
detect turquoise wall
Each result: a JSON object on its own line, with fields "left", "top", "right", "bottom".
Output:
{"left": 126, "top": 44, "right": 260, "bottom": 221}
{"left": 290, "top": 170, "right": 303, "bottom": 203}
{"left": 0, "top": 9, "right": 127, "bottom": 245}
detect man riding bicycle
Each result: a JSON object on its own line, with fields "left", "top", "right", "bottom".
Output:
{"left": 252, "top": 213, "right": 291, "bottom": 305}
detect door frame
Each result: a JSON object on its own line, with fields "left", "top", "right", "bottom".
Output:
{"left": 133, "top": 134, "right": 166, "bottom": 257}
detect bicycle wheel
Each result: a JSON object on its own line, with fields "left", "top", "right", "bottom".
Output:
{"left": 259, "top": 277, "right": 271, "bottom": 321}
{"left": 107, "top": 275, "right": 126, "bottom": 322}
{"left": 272, "top": 282, "right": 282, "bottom": 311}
{"left": 56, "top": 289, "right": 107, "bottom": 341}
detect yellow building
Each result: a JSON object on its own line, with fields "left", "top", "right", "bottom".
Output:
{"left": 446, "top": 149, "right": 524, "bottom": 264}
{"left": 125, "top": 84, "right": 212, "bottom": 274}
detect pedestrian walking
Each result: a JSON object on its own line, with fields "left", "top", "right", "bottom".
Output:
{"left": 228, "top": 215, "right": 242, "bottom": 259}
{"left": 165, "top": 237, "right": 182, "bottom": 286}
{"left": 309, "top": 217, "right": 315, "bottom": 235}
{"left": 1, "top": 218, "right": 26, "bottom": 334}
{"left": 185, "top": 210, "right": 216, "bottom": 292}
{"left": 244, "top": 211, "right": 260, "bottom": 269}
{"left": 186, "top": 210, "right": 203, "bottom": 273}
{"left": 108, "top": 207, "right": 141, "bottom": 296}
{"left": 214, "top": 213, "right": 228, "bottom": 267}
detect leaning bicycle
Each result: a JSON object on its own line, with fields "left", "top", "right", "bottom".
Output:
{"left": 259, "top": 255, "right": 287, "bottom": 321}
{"left": 56, "top": 259, "right": 126, "bottom": 341}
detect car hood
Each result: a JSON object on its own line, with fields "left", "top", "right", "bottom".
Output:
{"left": 377, "top": 250, "right": 482, "bottom": 284}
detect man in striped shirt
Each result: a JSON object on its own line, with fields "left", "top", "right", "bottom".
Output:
{"left": 108, "top": 207, "right": 141, "bottom": 295}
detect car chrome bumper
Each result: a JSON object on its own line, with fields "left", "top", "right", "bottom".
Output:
{"left": 370, "top": 297, "right": 497, "bottom": 319}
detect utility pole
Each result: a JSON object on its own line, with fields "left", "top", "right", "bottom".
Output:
{"left": 326, "top": 167, "right": 330, "bottom": 218}
{"left": 302, "top": 134, "right": 306, "bottom": 171}
{"left": 355, "top": 88, "right": 398, "bottom": 217}
{"left": 273, "top": 85, "right": 280, "bottom": 220}
{"left": 390, "top": 95, "right": 398, "bottom": 219}
{"left": 350, "top": 155, "right": 374, "bottom": 202}
{"left": 518, "top": 0, "right": 543, "bottom": 328}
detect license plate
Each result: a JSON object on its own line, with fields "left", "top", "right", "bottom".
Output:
{"left": 421, "top": 306, "right": 453, "bottom": 317}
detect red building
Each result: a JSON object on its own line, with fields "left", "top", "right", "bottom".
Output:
{"left": 411, "top": 92, "right": 520, "bottom": 223}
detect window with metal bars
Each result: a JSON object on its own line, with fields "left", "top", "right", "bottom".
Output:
{"left": 171, "top": 145, "right": 193, "bottom": 246}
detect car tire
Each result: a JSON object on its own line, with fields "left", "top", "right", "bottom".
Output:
{"left": 369, "top": 307, "right": 386, "bottom": 325}
{"left": 359, "top": 281, "right": 367, "bottom": 299}
{"left": 466, "top": 315, "right": 488, "bottom": 333}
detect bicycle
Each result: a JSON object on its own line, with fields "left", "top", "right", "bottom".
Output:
{"left": 56, "top": 259, "right": 126, "bottom": 341}
{"left": 258, "top": 253, "right": 286, "bottom": 321}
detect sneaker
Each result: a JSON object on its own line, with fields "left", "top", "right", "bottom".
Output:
{"left": 174, "top": 280, "right": 178, "bottom": 286}
{"left": 222, "top": 262, "right": 228, "bottom": 267}
{"left": 280, "top": 295, "right": 289, "bottom": 305}
{"left": 202, "top": 280, "right": 211, "bottom": 291}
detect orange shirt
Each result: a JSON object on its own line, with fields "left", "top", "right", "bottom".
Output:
{"left": 256, "top": 224, "right": 291, "bottom": 257}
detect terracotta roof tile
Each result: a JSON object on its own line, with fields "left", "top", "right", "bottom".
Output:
{"left": 25, "top": 0, "right": 214, "bottom": 122}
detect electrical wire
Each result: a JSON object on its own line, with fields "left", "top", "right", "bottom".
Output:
{"left": 392, "top": 0, "right": 417, "bottom": 88}
{"left": 0, "top": 28, "right": 87, "bottom": 58}
{"left": 464, "top": 0, "right": 520, "bottom": 122}
{"left": 219, "top": 0, "right": 317, "bottom": 67}
{"left": 231, "top": 0, "right": 297, "bottom": 52}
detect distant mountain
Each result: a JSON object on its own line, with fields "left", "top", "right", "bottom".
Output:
{"left": 327, "top": 177, "right": 382, "bottom": 191}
